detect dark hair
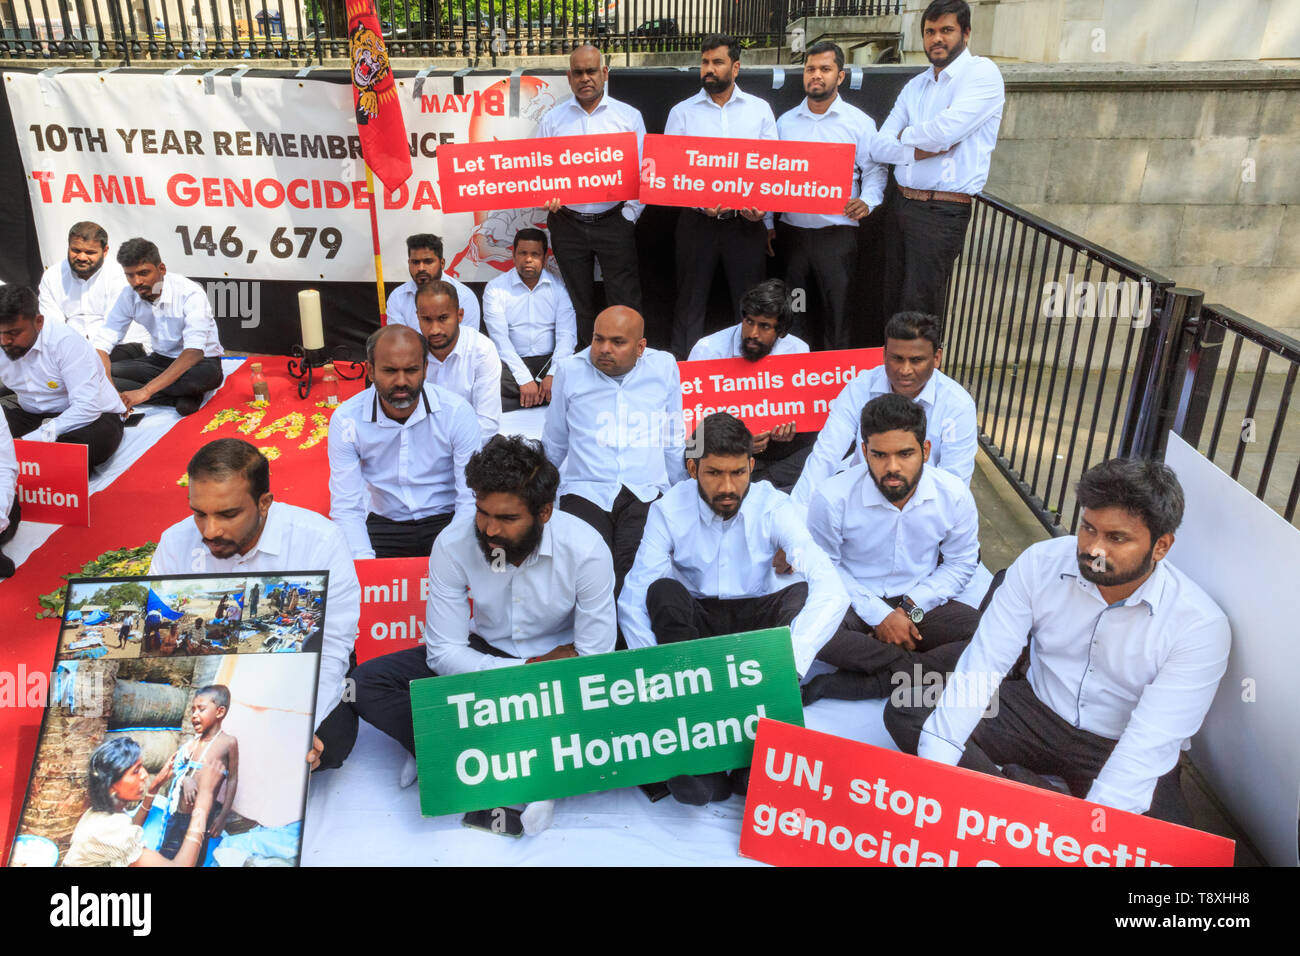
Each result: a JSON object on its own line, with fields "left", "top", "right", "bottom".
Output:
{"left": 365, "top": 323, "right": 427, "bottom": 365}
{"left": 68, "top": 221, "right": 108, "bottom": 247}
{"left": 860, "top": 393, "right": 927, "bottom": 448}
{"left": 87, "top": 737, "right": 142, "bottom": 813}
{"left": 465, "top": 435, "right": 560, "bottom": 516}
{"left": 922, "top": 0, "right": 971, "bottom": 32}
{"left": 740, "top": 279, "right": 793, "bottom": 337}
{"left": 805, "top": 40, "right": 845, "bottom": 71}
{"left": 405, "top": 233, "right": 444, "bottom": 257}
{"left": 884, "top": 311, "right": 942, "bottom": 353}
{"left": 702, "top": 33, "right": 740, "bottom": 62}
{"left": 194, "top": 684, "right": 231, "bottom": 711}
{"left": 0, "top": 285, "right": 39, "bottom": 324}
{"left": 116, "top": 237, "right": 162, "bottom": 268}
{"left": 1075, "top": 458, "right": 1184, "bottom": 541}
{"left": 513, "top": 227, "right": 549, "bottom": 255}
{"left": 187, "top": 439, "right": 271, "bottom": 501}
{"left": 416, "top": 278, "right": 460, "bottom": 309}
{"left": 688, "top": 412, "right": 753, "bottom": 461}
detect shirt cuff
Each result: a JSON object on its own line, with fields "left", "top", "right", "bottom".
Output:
{"left": 854, "top": 595, "right": 895, "bottom": 628}
{"left": 917, "top": 728, "right": 964, "bottom": 766}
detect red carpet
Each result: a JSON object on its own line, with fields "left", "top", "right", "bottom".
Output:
{"left": 0, "top": 358, "right": 365, "bottom": 857}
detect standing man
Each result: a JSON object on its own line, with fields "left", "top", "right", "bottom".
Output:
{"left": 95, "top": 238, "right": 225, "bottom": 416}
{"left": 776, "top": 41, "right": 888, "bottom": 351}
{"left": 543, "top": 306, "right": 686, "bottom": 594}
{"left": 537, "top": 44, "right": 647, "bottom": 346}
{"left": 387, "top": 234, "right": 481, "bottom": 333}
{"left": 415, "top": 280, "right": 501, "bottom": 445}
{"left": 481, "top": 228, "right": 577, "bottom": 410}
{"left": 664, "top": 34, "right": 778, "bottom": 360}
{"left": 327, "top": 325, "right": 479, "bottom": 560}
{"left": 0, "top": 286, "right": 128, "bottom": 472}
{"left": 872, "top": 0, "right": 1005, "bottom": 321}
{"left": 0, "top": 413, "right": 18, "bottom": 578}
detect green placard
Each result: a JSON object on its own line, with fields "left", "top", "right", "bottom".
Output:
{"left": 411, "top": 629, "right": 804, "bottom": 817}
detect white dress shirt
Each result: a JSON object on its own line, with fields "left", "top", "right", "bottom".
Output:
{"left": 687, "top": 324, "right": 810, "bottom": 362}
{"left": 777, "top": 95, "right": 889, "bottom": 228}
{"left": 536, "top": 92, "right": 647, "bottom": 220}
{"left": 920, "top": 534, "right": 1231, "bottom": 815}
{"left": 423, "top": 325, "right": 502, "bottom": 445}
{"left": 38, "top": 260, "right": 151, "bottom": 348}
{"left": 0, "top": 320, "right": 126, "bottom": 436}
{"left": 871, "top": 48, "right": 1005, "bottom": 195}
{"left": 481, "top": 268, "right": 577, "bottom": 386}
{"left": 425, "top": 509, "right": 616, "bottom": 674}
{"left": 150, "top": 502, "right": 360, "bottom": 731}
{"left": 619, "top": 478, "right": 848, "bottom": 676}
{"left": 387, "top": 275, "right": 481, "bottom": 333}
{"left": 807, "top": 463, "right": 978, "bottom": 626}
{"left": 792, "top": 365, "right": 977, "bottom": 505}
{"left": 327, "top": 383, "right": 480, "bottom": 559}
{"left": 665, "top": 84, "right": 780, "bottom": 229}
{"left": 0, "top": 414, "right": 16, "bottom": 534}
{"left": 542, "top": 348, "right": 687, "bottom": 511}
{"left": 96, "top": 273, "right": 224, "bottom": 359}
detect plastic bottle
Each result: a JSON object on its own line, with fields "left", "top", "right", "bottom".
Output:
{"left": 322, "top": 363, "right": 339, "bottom": 407}
{"left": 250, "top": 362, "right": 269, "bottom": 402}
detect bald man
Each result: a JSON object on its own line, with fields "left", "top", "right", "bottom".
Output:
{"left": 328, "top": 325, "right": 480, "bottom": 559}
{"left": 543, "top": 307, "right": 686, "bottom": 595}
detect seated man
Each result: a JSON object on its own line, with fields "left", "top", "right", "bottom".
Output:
{"left": 38, "top": 220, "right": 151, "bottom": 360}
{"left": 94, "top": 238, "right": 224, "bottom": 416}
{"left": 482, "top": 228, "right": 577, "bottom": 411}
{"left": 619, "top": 412, "right": 848, "bottom": 805}
{"left": 543, "top": 306, "right": 685, "bottom": 594}
{"left": 149, "top": 438, "right": 361, "bottom": 773}
{"left": 803, "top": 393, "right": 981, "bottom": 704}
{"left": 0, "top": 413, "right": 17, "bottom": 578}
{"left": 352, "top": 434, "right": 615, "bottom": 761}
{"left": 0, "top": 285, "right": 127, "bottom": 472}
{"left": 327, "top": 325, "right": 479, "bottom": 560}
{"left": 885, "top": 458, "right": 1231, "bottom": 825}
{"left": 415, "top": 280, "right": 501, "bottom": 445}
{"left": 387, "top": 233, "right": 481, "bottom": 333}
{"left": 792, "top": 311, "right": 976, "bottom": 505}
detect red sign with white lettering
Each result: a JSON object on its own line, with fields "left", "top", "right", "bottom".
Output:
{"left": 355, "top": 556, "right": 429, "bottom": 664}
{"left": 436, "top": 133, "right": 640, "bottom": 214}
{"left": 640, "top": 134, "right": 855, "bottom": 214}
{"left": 740, "top": 719, "right": 1235, "bottom": 868}
{"left": 679, "top": 348, "right": 881, "bottom": 434}
{"left": 13, "top": 439, "right": 89, "bottom": 526}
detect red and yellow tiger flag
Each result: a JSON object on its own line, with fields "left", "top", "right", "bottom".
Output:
{"left": 347, "top": 0, "right": 411, "bottom": 192}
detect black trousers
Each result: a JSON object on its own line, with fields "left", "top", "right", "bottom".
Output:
{"left": 110, "top": 352, "right": 223, "bottom": 402}
{"left": 547, "top": 207, "right": 642, "bottom": 346}
{"left": 109, "top": 343, "right": 147, "bottom": 363}
{"left": 1, "top": 497, "right": 19, "bottom": 547}
{"left": 647, "top": 578, "right": 808, "bottom": 646}
{"left": 883, "top": 193, "right": 972, "bottom": 325}
{"left": 672, "top": 211, "right": 768, "bottom": 360}
{"left": 2, "top": 404, "right": 124, "bottom": 472}
{"left": 750, "top": 438, "right": 816, "bottom": 494}
{"left": 884, "top": 675, "right": 1193, "bottom": 826}
{"left": 353, "top": 638, "right": 514, "bottom": 756}
{"left": 560, "top": 487, "right": 653, "bottom": 596}
{"left": 159, "top": 799, "right": 224, "bottom": 862}
{"left": 780, "top": 222, "right": 859, "bottom": 351}
{"left": 365, "top": 510, "right": 454, "bottom": 559}
{"left": 499, "top": 353, "right": 554, "bottom": 412}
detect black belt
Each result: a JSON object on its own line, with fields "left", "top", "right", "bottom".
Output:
{"left": 559, "top": 202, "right": 625, "bottom": 224}
{"left": 695, "top": 207, "right": 739, "bottom": 221}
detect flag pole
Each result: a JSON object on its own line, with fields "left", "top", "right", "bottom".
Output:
{"left": 364, "top": 162, "right": 388, "bottom": 325}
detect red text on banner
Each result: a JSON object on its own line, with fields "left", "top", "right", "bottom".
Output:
{"left": 13, "top": 440, "right": 89, "bottom": 527}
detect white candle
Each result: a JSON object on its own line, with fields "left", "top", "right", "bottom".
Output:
{"left": 298, "top": 289, "right": 324, "bottom": 350}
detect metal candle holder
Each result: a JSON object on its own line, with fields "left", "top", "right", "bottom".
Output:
{"left": 286, "top": 345, "right": 365, "bottom": 399}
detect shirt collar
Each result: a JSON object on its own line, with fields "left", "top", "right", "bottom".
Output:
{"left": 508, "top": 268, "right": 553, "bottom": 292}
{"left": 367, "top": 383, "right": 438, "bottom": 425}
{"left": 1058, "top": 542, "right": 1169, "bottom": 615}
{"left": 694, "top": 479, "right": 762, "bottom": 529}
{"left": 929, "top": 47, "right": 973, "bottom": 84}
{"left": 518, "top": 519, "right": 556, "bottom": 569}
{"left": 245, "top": 502, "right": 287, "bottom": 559}
{"left": 692, "top": 83, "right": 750, "bottom": 109}
{"left": 858, "top": 464, "right": 937, "bottom": 510}
{"left": 797, "top": 94, "right": 844, "bottom": 119}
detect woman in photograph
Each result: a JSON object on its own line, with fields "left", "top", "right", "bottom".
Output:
{"left": 61, "top": 737, "right": 214, "bottom": 867}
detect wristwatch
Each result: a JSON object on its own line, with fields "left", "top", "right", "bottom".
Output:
{"left": 898, "top": 596, "right": 924, "bottom": 625}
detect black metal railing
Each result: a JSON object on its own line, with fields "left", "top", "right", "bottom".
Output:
{"left": 784, "top": 0, "right": 900, "bottom": 19}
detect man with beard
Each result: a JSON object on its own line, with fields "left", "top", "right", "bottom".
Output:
{"left": 619, "top": 412, "right": 847, "bottom": 804}
{"left": 871, "top": 0, "right": 1005, "bottom": 322}
{"left": 387, "top": 233, "right": 481, "bottom": 334}
{"left": 415, "top": 280, "right": 501, "bottom": 445}
{"left": 885, "top": 458, "right": 1230, "bottom": 825}
{"left": 801, "top": 393, "right": 981, "bottom": 704}
{"left": 775, "top": 41, "right": 887, "bottom": 351}
{"left": 327, "top": 324, "right": 479, "bottom": 559}
{"left": 664, "top": 34, "right": 778, "bottom": 360}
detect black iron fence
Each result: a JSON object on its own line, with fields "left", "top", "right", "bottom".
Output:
{"left": 784, "top": 0, "right": 900, "bottom": 18}
{"left": 944, "top": 192, "right": 1300, "bottom": 535}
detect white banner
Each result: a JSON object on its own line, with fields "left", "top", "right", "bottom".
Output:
{"left": 5, "top": 70, "right": 567, "bottom": 283}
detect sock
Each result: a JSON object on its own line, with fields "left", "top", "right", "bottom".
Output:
{"left": 520, "top": 800, "right": 555, "bottom": 835}
{"left": 399, "top": 754, "right": 418, "bottom": 788}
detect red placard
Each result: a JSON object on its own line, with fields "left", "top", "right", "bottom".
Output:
{"left": 640, "top": 134, "right": 855, "bottom": 214}
{"left": 13, "top": 439, "right": 89, "bottom": 526}
{"left": 355, "top": 556, "right": 428, "bottom": 664}
{"left": 436, "top": 132, "right": 640, "bottom": 214}
{"left": 680, "top": 348, "right": 881, "bottom": 434}
{"left": 740, "top": 719, "right": 1235, "bottom": 868}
